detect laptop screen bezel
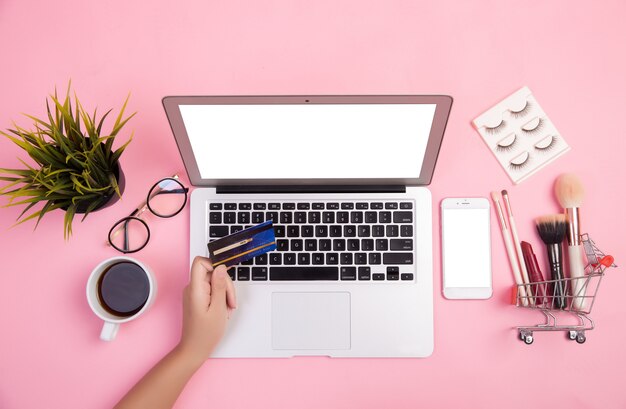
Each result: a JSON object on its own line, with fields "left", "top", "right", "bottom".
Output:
{"left": 162, "top": 95, "right": 452, "bottom": 187}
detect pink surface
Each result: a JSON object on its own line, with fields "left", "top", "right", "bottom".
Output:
{"left": 1, "top": 1, "right": 625, "bottom": 408}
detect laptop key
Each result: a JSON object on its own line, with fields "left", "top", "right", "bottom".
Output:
{"left": 326, "top": 253, "right": 339, "bottom": 265}
{"left": 238, "top": 212, "right": 250, "bottom": 224}
{"left": 280, "top": 212, "right": 292, "bottom": 224}
{"left": 224, "top": 203, "right": 237, "bottom": 210}
{"left": 401, "top": 273, "right": 414, "bottom": 281}
{"left": 386, "top": 225, "right": 399, "bottom": 237}
{"left": 356, "top": 202, "right": 369, "bottom": 209}
{"left": 355, "top": 253, "right": 367, "bottom": 264}
{"left": 319, "top": 239, "right": 331, "bottom": 251}
{"left": 270, "top": 267, "right": 338, "bottom": 281}
{"left": 266, "top": 212, "right": 279, "bottom": 223}
{"left": 361, "top": 239, "right": 374, "bottom": 251}
{"left": 291, "top": 239, "right": 303, "bottom": 252}
{"left": 372, "top": 225, "right": 385, "bottom": 237}
{"left": 224, "top": 212, "right": 236, "bottom": 224}
{"left": 391, "top": 239, "right": 413, "bottom": 251}
{"left": 358, "top": 267, "right": 371, "bottom": 280}
{"left": 227, "top": 268, "right": 236, "bottom": 281}
{"left": 351, "top": 211, "right": 363, "bottom": 223}
{"left": 371, "top": 202, "right": 383, "bottom": 209}
{"left": 277, "top": 239, "right": 289, "bottom": 251}
{"left": 379, "top": 212, "right": 392, "bottom": 223}
{"left": 252, "top": 267, "right": 268, "bottom": 280}
{"left": 401, "top": 225, "right": 413, "bottom": 237}
{"left": 270, "top": 253, "right": 282, "bottom": 265}
{"left": 295, "top": 212, "right": 307, "bottom": 223}
{"left": 341, "top": 203, "right": 354, "bottom": 210}
{"left": 305, "top": 239, "right": 317, "bottom": 251}
{"left": 239, "top": 203, "right": 252, "bottom": 210}
{"left": 312, "top": 202, "right": 325, "bottom": 210}
{"left": 340, "top": 253, "right": 353, "bottom": 265}
{"left": 297, "top": 203, "right": 310, "bottom": 210}
{"left": 373, "top": 273, "right": 385, "bottom": 280}
{"left": 387, "top": 267, "right": 399, "bottom": 280}
{"left": 230, "top": 225, "right": 244, "bottom": 234}
{"left": 209, "top": 212, "right": 222, "bottom": 224}
{"left": 343, "top": 225, "right": 356, "bottom": 237}
{"left": 287, "top": 225, "right": 300, "bottom": 237}
{"left": 323, "top": 212, "right": 335, "bottom": 224}
{"left": 400, "top": 202, "right": 413, "bottom": 209}
{"left": 337, "top": 212, "right": 349, "bottom": 223}
{"left": 326, "top": 203, "right": 339, "bottom": 210}
{"left": 252, "top": 212, "right": 264, "bottom": 224}
{"left": 210, "top": 203, "right": 222, "bottom": 210}
{"left": 283, "top": 203, "right": 295, "bottom": 210}
{"left": 369, "top": 253, "right": 381, "bottom": 264}
{"left": 268, "top": 203, "right": 281, "bottom": 210}
{"left": 298, "top": 253, "right": 310, "bottom": 265}
{"left": 376, "top": 239, "right": 388, "bottom": 251}
{"left": 209, "top": 226, "right": 229, "bottom": 238}
{"left": 341, "top": 267, "right": 357, "bottom": 280}
{"left": 301, "top": 225, "right": 314, "bottom": 237}
{"left": 284, "top": 253, "right": 296, "bottom": 265}
{"left": 255, "top": 254, "right": 267, "bottom": 264}
{"left": 274, "top": 225, "right": 285, "bottom": 237}
{"left": 365, "top": 211, "right": 377, "bottom": 223}
{"left": 253, "top": 203, "right": 266, "bottom": 210}
{"left": 393, "top": 211, "right": 413, "bottom": 223}
{"left": 333, "top": 239, "right": 346, "bottom": 251}
{"left": 385, "top": 202, "right": 398, "bottom": 209}
{"left": 237, "top": 267, "right": 250, "bottom": 281}
{"left": 308, "top": 212, "right": 321, "bottom": 224}
{"left": 383, "top": 253, "right": 414, "bottom": 264}
{"left": 347, "top": 239, "right": 360, "bottom": 251}
{"left": 312, "top": 253, "right": 324, "bottom": 264}
{"left": 315, "top": 225, "right": 328, "bottom": 237}
{"left": 330, "top": 226, "right": 342, "bottom": 237}
{"left": 358, "top": 225, "right": 370, "bottom": 237}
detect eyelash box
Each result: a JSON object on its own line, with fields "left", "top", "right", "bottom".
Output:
{"left": 472, "top": 86, "right": 570, "bottom": 184}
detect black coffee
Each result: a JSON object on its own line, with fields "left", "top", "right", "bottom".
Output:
{"left": 97, "top": 262, "right": 150, "bottom": 318}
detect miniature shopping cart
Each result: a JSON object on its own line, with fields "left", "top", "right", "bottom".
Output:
{"left": 516, "top": 234, "right": 616, "bottom": 345}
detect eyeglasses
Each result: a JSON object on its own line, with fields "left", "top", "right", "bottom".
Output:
{"left": 107, "top": 175, "right": 189, "bottom": 253}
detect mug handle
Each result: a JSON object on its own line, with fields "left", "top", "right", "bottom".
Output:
{"left": 100, "top": 321, "right": 120, "bottom": 341}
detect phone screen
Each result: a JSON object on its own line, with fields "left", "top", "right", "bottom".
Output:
{"left": 442, "top": 204, "right": 491, "bottom": 289}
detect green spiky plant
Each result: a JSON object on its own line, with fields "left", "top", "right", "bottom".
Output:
{"left": 0, "top": 83, "right": 135, "bottom": 239}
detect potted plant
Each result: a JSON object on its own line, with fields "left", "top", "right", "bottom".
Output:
{"left": 0, "top": 84, "right": 135, "bottom": 239}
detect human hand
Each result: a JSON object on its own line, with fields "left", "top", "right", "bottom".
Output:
{"left": 178, "top": 256, "right": 237, "bottom": 365}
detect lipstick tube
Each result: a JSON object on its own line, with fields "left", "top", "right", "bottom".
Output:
{"left": 521, "top": 241, "right": 546, "bottom": 306}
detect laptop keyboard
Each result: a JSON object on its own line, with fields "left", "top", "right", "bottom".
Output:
{"left": 207, "top": 201, "right": 416, "bottom": 282}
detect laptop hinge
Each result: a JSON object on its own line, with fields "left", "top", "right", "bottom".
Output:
{"left": 216, "top": 185, "right": 406, "bottom": 194}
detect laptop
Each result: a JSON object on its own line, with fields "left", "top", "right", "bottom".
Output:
{"left": 163, "top": 95, "right": 452, "bottom": 357}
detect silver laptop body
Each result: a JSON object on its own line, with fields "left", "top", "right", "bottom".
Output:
{"left": 163, "top": 95, "right": 452, "bottom": 357}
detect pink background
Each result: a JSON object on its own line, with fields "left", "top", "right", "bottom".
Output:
{"left": 1, "top": 1, "right": 625, "bottom": 408}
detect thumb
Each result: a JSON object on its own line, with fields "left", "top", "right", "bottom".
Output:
{"left": 209, "top": 265, "right": 228, "bottom": 310}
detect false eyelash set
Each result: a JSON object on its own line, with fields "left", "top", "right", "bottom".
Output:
{"left": 473, "top": 86, "right": 570, "bottom": 184}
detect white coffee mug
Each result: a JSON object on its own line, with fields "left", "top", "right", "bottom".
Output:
{"left": 86, "top": 256, "right": 157, "bottom": 341}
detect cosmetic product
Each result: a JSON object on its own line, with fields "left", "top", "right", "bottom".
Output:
{"left": 472, "top": 87, "right": 570, "bottom": 184}
{"left": 535, "top": 215, "right": 568, "bottom": 309}
{"left": 555, "top": 173, "right": 587, "bottom": 310}
{"left": 491, "top": 192, "right": 528, "bottom": 306}
{"left": 521, "top": 241, "right": 546, "bottom": 306}
{"left": 501, "top": 190, "right": 533, "bottom": 304}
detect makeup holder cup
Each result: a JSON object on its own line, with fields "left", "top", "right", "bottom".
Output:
{"left": 473, "top": 86, "right": 570, "bottom": 184}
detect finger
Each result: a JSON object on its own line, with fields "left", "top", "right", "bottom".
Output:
{"left": 208, "top": 265, "right": 228, "bottom": 312}
{"left": 190, "top": 256, "right": 213, "bottom": 289}
{"left": 225, "top": 268, "right": 237, "bottom": 309}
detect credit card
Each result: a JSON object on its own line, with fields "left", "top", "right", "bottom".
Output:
{"left": 207, "top": 221, "right": 277, "bottom": 267}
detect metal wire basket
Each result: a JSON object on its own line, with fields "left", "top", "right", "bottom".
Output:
{"left": 516, "top": 234, "right": 616, "bottom": 345}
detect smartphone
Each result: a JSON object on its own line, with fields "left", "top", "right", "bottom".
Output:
{"left": 441, "top": 198, "right": 492, "bottom": 299}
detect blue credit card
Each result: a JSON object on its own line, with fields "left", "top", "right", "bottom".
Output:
{"left": 207, "top": 221, "right": 277, "bottom": 267}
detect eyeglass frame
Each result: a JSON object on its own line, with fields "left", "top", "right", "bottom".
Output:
{"left": 107, "top": 175, "right": 189, "bottom": 253}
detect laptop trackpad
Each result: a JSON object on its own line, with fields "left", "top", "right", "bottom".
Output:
{"left": 271, "top": 292, "right": 351, "bottom": 350}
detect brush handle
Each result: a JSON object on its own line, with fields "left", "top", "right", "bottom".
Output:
{"left": 502, "top": 228, "right": 528, "bottom": 306}
{"left": 547, "top": 243, "right": 566, "bottom": 309}
{"left": 508, "top": 216, "right": 534, "bottom": 305}
{"left": 569, "top": 244, "right": 587, "bottom": 310}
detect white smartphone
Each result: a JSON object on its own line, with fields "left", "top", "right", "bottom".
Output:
{"left": 441, "top": 198, "right": 492, "bottom": 299}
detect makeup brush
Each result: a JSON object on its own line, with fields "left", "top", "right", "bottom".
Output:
{"left": 555, "top": 173, "right": 586, "bottom": 310}
{"left": 535, "top": 214, "right": 568, "bottom": 309}
{"left": 501, "top": 190, "right": 533, "bottom": 305}
{"left": 491, "top": 192, "right": 528, "bottom": 306}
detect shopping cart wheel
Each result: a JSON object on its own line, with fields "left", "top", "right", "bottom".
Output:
{"left": 568, "top": 330, "right": 578, "bottom": 340}
{"left": 519, "top": 330, "right": 534, "bottom": 345}
{"left": 576, "top": 332, "right": 586, "bottom": 344}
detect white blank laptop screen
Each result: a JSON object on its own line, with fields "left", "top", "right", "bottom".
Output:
{"left": 179, "top": 104, "right": 436, "bottom": 180}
